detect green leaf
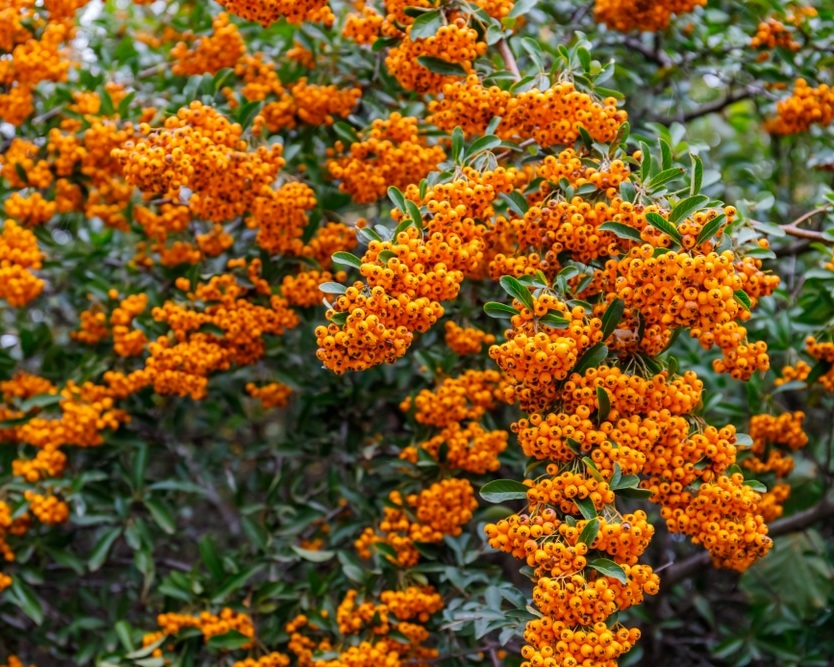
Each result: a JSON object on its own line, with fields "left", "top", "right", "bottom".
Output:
{"left": 573, "top": 343, "right": 609, "bottom": 375}
{"left": 10, "top": 577, "right": 44, "bottom": 625}
{"left": 694, "top": 214, "right": 726, "bottom": 246}
{"left": 144, "top": 498, "right": 176, "bottom": 535}
{"left": 599, "top": 221, "right": 643, "bottom": 243}
{"left": 600, "top": 298, "right": 625, "bottom": 340}
{"left": 207, "top": 630, "right": 252, "bottom": 651}
{"left": 583, "top": 457, "right": 604, "bottom": 482}
{"left": 466, "top": 135, "right": 502, "bottom": 159}
{"left": 388, "top": 186, "right": 407, "bottom": 212}
{"left": 480, "top": 479, "right": 529, "bottom": 503}
{"left": 578, "top": 518, "right": 600, "bottom": 547}
{"left": 416, "top": 56, "right": 467, "bottom": 77}
{"left": 211, "top": 563, "right": 265, "bottom": 603}
{"left": 333, "top": 121, "right": 359, "bottom": 145}
{"left": 574, "top": 496, "right": 597, "bottom": 521}
{"left": 451, "top": 127, "right": 465, "bottom": 164}
{"left": 89, "top": 527, "right": 122, "bottom": 572}
{"left": 646, "top": 167, "right": 684, "bottom": 191}
{"left": 115, "top": 620, "right": 134, "bottom": 652}
{"left": 409, "top": 9, "right": 443, "bottom": 40}
{"left": 499, "top": 275, "right": 535, "bottom": 312}
{"left": 596, "top": 386, "right": 611, "bottom": 422}
{"left": 617, "top": 487, "right": 653, "bottom": 500}
{"left": 659, "top": 138, "right": 673, "bottom": 171}
{"left": 199, "top": 535, "right": 224, "bottom": 580}
{"left": 645, "top": 211, "right": 683, "bottom": 245}
{"left": 639, "top": 142, "right": 653, "bottom": 180}
{"left": 319, "top": 282, "right": 347, "bottom": 295}
{"left": 539, "top": 313, "right": 570, "bottom": 328}
{"left": 18, "top": 393, "right": 62, "bottom": 412}
{"left": 743, "top": 480, "right": 767, "bottom": 493}
{"left": 588, "top": 558, "right": 627, "bottom": 584}
{"left": 292, "top": 546, "right": 336, "bottom": 562}
{"left": 331, "top": 251, "right": 362, "bottom": 270}
{"left": 503, "top": 191, "right": 529, "bottom": 216}
{"left": 669, "top": 195, "right": 709, "bottom": 224}
{"left": 484, "top": 302, "right": 520, "bottom": 319}
{"left": 734, "top": 433, "right": 754, "bottom": 448}
{"left": 734, "top": 290, "right": 752, "bottom": 311}
{"left": 405, "top": 200, "right": 423, "bottom": 227}
{"left": 806, "top": 359, "right": 833, "bottom": 384}
{"left": 690, "top": 154, "right": 703, "bottom": 195}
{"left": 611, "top": 474, "right": 640, "bottom": 490}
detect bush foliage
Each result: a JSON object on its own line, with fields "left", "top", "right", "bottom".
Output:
{"left": 1, "top": 0, "right": 834, "bottom": 666}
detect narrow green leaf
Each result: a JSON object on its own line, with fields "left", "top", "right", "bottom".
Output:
{"left": 409, "top": 9, "right": 443, "bottom": 40}
{"left": 480, "top": 479, "right": 529, "bottom": 503}
{"left": 499, "top": 275, "right": 535, "bottom": 312}
{"left": 484, "top": 302, "right": 520, "bottom": 319}
{"left": 451, "top": 127, "right": 465, "bottom": 164}
{"left": 319, "top": 282, "right": 347, "bottom": 295}
{"left": 144, "top": 498, "right": 176, "bottom": 535}
{"left": 573, "top": 343, "right": 609, "bottom": 375}
{"left": 292, "top": 546, "right": 336, "bottom": 562}
{"left": 645, "top": 211, "right": 683, "bottom": 245}
{"left": 600, "top": 298, "right": 625, "bottom": 340}
{"left": 743, "top": 480, "right": 767, "bottom": 493}
{"left": 574, "top": 496, "right": 597, "bottom": 521}
{"left": 331, "top": 251, "right": 362, "bottom": 270}
{"left": 211, "top": 564, "right": 265, "bottom": 603}
{"left": 89, "top": 527, "right": 122, "bottom": 572}
{"left": 588, "top": 558, "right": 627, "bottom": 584}
{"left": 466, "top": 135, "right": 502, "bottom": 159}
{"left": 539, "top": 313, "right": 570, "bottom": 328}
{"left": 734, "top": 290, "right": 752, "bottom": 311}
{"left": 596, "top": 386, "right": 611, "bottom": 422}
{"left": 10, "top": 578, "right": 44, "bottom": 625}
{"left": 599, "top": 221, "right": 643, "bottom": 243}
{"left": 578, "top": 518, "right": 600, "bottom": 547}
{"left": 416, "top": 56, "right": 467, "bottom": 77}
{"left": 387, "top": 186, "right": 406, "bottom": 212}
{"left": 670, "top": 194, "right": 709, "bottom": 224}
{"left": 690, "top": 154, "right": 703, "bottom": 195}
{"left": 806, "top": 359, "right": 833, "bottom": 384}
{"left": 694, "top": 214, "right": 726, "bottom": 246}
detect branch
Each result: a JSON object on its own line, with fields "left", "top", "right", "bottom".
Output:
{"left": 662, "top": 487, "right": 834, "bottom": 587}
{"left": 497, "top": 39, "right": 521, "bottom": 82}
{"left": 623, "top": 36, "right": 672, "bottom": 68}
{"left": 681, "top": 87, "right": 758, "bottom": 122}
{"left": 780, "top": 205, "right": 833, "bottom": 241}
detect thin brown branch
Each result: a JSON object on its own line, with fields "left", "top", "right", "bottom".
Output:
{"left": 623, "top": 36, "right": 673, "bottom": 68}
{"left": 662, "top": 487, "right": 834, "bottom": 586}
{"left": 681, "top": 87, "right": 758, "bottom": 122}
{"left": 497, "top": 39, "right": 521, "bottom": 82}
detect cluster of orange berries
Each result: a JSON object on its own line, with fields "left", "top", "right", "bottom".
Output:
{"left": 743, "top": 412, "right": 808, "bottom": 520}
{"left": 114, "top": 102, "right": 285, "bottom": 223}
{"left": 429, "top": 76, "right": 627, "bottom": 146}
{"left": 401, "top": 421, "right": 508, "bottom": 474}
{"left": 142, "top": 609, "right": 255, "bottom": 658}
{"left": 171, "top": 12, "right": 245, "bottom": 75}
{"left": 0, "top": 219, "right": 44, "bottom": 307}
{"left": 246, "top": 382, "right": 293, "bottom": 409}
{"left": 593, "top": 0, "right": 706, "bottom": 32}
{"left": 386, "top": 21, "right": 486, "bottom": 94}
{"left": 216, "top": 0, "right": 333, "bottom": 27}
{"left": 444, "top": 321, "right": 496, "bottom": 355}
{"left": 750, "top": 17, "right": 800, "bottom": 55}
{"left": 401, "top": 369, "right": 503, "bottom": 427}
{"left": 777, "top": 336, "right": 834, "bottom": 391}
{"left": 489, "top": 295, "right": 604, "bottom": 412}
{"left": 316, "top": 169, "right": 517, "bottom": 373}
{"left": 766, "top": 78, "right": 834, "bottom": 134}
{"left": 662, "top": 473, "right": 771, "bottom": 570}
{"left": 327, "top": 114, "right": 446, "bottom": 204}
{"left": 355, "top": 478, "right": 477, "bottom": 567}
{"left": 0, "top": 0, "right": 83, "bottom": 126}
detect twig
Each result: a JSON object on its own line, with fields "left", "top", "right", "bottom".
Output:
{"left": 681, "top": 87, "right": 758, "bottom": 122}
{"left": 780, "top": 204, "right": 833, "bottom": 241}
{"left": 497, "top": 39, "right": 521, "bottom": 82}
{"left": 623, "top": 36, "right": 672, "bottom": 68}
{"left": 662, "top": 486, "right": 834, "bottom": 586}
